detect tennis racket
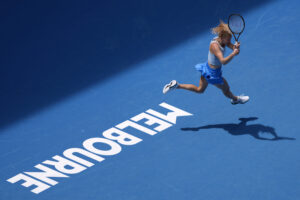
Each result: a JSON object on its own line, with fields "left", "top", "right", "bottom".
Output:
{"left": 228, "top": 14, "right": 245, "bottom": 42}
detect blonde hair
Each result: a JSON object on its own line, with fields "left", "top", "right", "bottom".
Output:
{"left": 211, "top": 20, "right": 232, "bottom": 38}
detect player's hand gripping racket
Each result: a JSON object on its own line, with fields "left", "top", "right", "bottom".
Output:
{"left": 228, "top": 14, "right": 245, "bottom": 42}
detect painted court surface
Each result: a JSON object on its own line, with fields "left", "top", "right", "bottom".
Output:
{"left": 0, "top": 0, "right": 299, "bottom": 199}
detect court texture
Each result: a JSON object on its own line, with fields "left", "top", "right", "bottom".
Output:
{"left": 0, "top": 0, "right": 299, "bottom": 200}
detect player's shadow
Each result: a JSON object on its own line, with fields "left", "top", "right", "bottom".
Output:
{"left": 181, "top": 117, "right": 295, "bottom": 141}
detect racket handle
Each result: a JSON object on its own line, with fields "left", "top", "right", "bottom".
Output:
{"left": 234, "top": 42, "right": 240, "bottom": 49}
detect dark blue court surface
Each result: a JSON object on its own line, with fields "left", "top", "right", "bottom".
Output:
{"left": 1, "top": 0, "right": 299, "bottom": 199}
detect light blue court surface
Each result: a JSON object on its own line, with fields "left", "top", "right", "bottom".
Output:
{"left": 1, "top": 0, "right": 300, "bottom": 199}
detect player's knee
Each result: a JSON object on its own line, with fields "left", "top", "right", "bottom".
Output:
{"left": 196, "top": 87, "right": 205, "bottom": 94}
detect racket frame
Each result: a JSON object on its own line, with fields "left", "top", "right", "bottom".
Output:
{"left": 228, "top": 14, "right": 245, "bottom": 42}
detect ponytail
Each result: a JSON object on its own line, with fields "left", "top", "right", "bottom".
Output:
{"left": 211, "top": 20, "right": 232, "bottom": 38}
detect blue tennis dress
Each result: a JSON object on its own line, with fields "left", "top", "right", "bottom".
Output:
{"left": 195, "top": 37, "right": 225, "bottom": 85}
{"left": 195, "top": 62, "right": 224, "bottom": 84}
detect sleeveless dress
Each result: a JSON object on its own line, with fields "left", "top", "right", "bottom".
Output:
{"left": 194, "top": 37, "right": 225, "bottom": 85}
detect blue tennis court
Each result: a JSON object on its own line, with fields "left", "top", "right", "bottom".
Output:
{"left": 1, "top": 0, "right": 299, "bottom": 199}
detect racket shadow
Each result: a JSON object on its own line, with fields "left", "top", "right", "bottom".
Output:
{"left": 181, "top": 117, "right": 296, "bottom": 141}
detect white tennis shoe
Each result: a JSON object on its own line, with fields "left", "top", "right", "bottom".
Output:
{"left": 163, "top": 80, "right": 178, "bottom": 94}
{"left": 231, "top": 94, "right": 250, "bottom": 105}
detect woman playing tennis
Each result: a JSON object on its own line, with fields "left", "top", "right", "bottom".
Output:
{"left": 162, "top": 21, "right": 249, "bottom": 105}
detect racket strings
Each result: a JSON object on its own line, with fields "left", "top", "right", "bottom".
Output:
{"left": 228, "top": 15, "right": 244, "bottom": 34}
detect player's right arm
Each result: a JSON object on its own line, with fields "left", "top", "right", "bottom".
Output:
{"left": 210, "top": 43, "right": 239, "bottom": 65}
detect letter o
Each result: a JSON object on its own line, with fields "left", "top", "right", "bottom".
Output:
{"left": 83, "top": 137, "right": 122, "bottom": 156}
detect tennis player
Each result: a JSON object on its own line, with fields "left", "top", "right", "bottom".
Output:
{"left": 163, "top": 21, "right": 249, "bottom": 105}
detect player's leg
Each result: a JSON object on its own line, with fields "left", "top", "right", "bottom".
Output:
{"left": 163, "top": 76, "right": 208, "bottom": 94}
{"left": 214, "top": 77, "right": 249, "bottom": 104}
{"left": 177, "top": 76, "right": 208, "bottom": 93}
{"left": 214, "top": 78, "right": 238, "bottom": 100}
